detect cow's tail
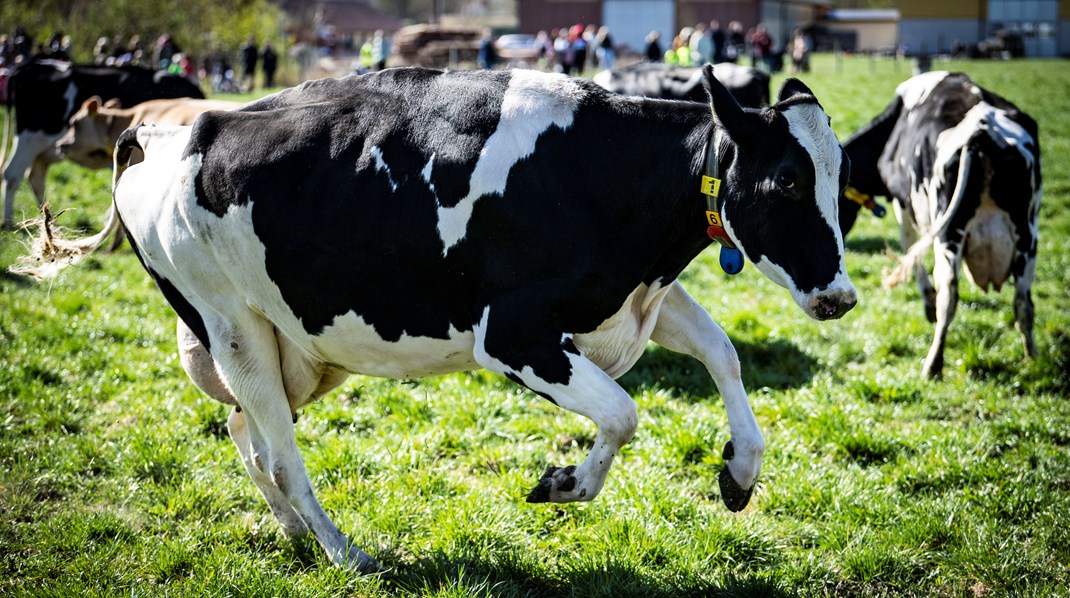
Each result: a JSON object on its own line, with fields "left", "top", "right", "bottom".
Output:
{"left": 883, "top": 147, "right": 974, "bottom": 288}
{"left": 7, "top": 127, "right": 143, "bottom": 280}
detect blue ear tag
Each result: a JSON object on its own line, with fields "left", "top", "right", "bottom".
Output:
{"left": 719, "top": 246, "right": 744, "bottom": 275}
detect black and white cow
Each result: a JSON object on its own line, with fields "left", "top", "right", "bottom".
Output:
{"left": 20, "top": 66, "right": 855, "bottom": 570}
{"left": 841, "top": 71, "right": 1041, "bottom": 377}
{"left": 593, "top": 62, "right": 770, "bottom": 108}
{"left": 1, "top": 59, "right": 204, "bottom": 229}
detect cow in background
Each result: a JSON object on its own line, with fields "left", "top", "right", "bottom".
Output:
{"left": 1, "top": 59, "right": 204, "bottom": 229}
{"left": 594, "top": 61, "right": 770, "bottom": 108}
{"left": 57, "top": 96, "right": 243, "bottom": 169}
{"left": 841, "top": 71, "right": 1041, "bottom": 377}
{"left": 16, "top": 66, "right": 855, "bottom": 570}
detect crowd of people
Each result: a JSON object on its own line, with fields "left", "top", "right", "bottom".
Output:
{"left": 642, "top": 21, "right": 812, "bottom": 74}
{"left": 0, "top": 26, "right": 282, "bottom": 95}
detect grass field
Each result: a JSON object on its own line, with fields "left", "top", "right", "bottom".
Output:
{"left": 1, "top": 55, "right": 1068, "bottom": 597}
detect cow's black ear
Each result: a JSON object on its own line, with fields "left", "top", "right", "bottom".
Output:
{"left": 777, "top": 78, "right": 814, "bottom": 102}
{"left": 703, "top": 64, "right": 749, "bottom": 142}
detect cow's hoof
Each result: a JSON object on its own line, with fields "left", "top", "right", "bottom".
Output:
{"left": 922, "top": 360, "right": 943, "bottom": 379}
{"left": 526, "top": 465, "right": 578, "bottom": 503}
{"left": 339, "top": 545, "right": 385, "bottom": 575}
{"left": 718, "top": 466, "right": 753, "bottom": 512}
{"left": 718, "top": 441, "right": 753, "bottom": 512}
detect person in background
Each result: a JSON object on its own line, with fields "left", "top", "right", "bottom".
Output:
{"left": 750, "top": 23, "right": 773, "bottom": 72}
{"left": 554, "top": 28, "right": 573, "bottom": 74}
{"left": 595, "top": 26, "right": 614, "bottom": 71}
{"left": 535, "top": 30, "right": 552, "bottom": 71}
{"left": 153, "top": 34, "right": 178, "bottom": 70}
{"left": 791, "top": 28, "right": 812, "bottom": 73}
{"left": 725, "top": 21, "right": 745, "bottom": 63}
{"left": 709, "top": 20, "right": 725, "bottom": 64}
{"left": 240, "top": 34, "right": 258, "bottom": 91}
{"left": 690, "top": 22, "right": 710, "bottom": 65}
{"left": 644, "top": 31, "right": 662, "bottom": 62}
{"left": 372, "top": 30, "right": 390, "bottom": 71}
{"left": 477, "top": 28, "right": 498, "bottom": 69}
{"left": 569, "top": 24, "right": 587, "bottom": 75}
{"left": 261, "top": 40, "right": 278, "bottom": 88}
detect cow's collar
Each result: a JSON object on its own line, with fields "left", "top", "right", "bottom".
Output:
{"left": 700, "top": 127, "right": 744, "bottom": 275}
{"left": 844, "top": 186, "right": 887, "bottom": 218}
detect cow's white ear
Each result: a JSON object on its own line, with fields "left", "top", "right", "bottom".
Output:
{"left": 777, "top": 78, "right": 814, "bottom": 102}
{"left": 702, "top": 64, "right": 748, "bottom": 141}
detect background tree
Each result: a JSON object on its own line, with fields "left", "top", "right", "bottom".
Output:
{"left": 0, "top": 0, "right": 283, "bottom": 65}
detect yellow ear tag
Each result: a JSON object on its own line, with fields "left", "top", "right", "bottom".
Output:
{"left": 700, "top": 175, "right": 721, "bottom": 198}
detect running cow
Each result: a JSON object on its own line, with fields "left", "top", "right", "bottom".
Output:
{"left": 19, "top": 66, "right": 855, "bottom": 570}
{"left": 841, "top": 71, "right": 1041, "bottom": 377}
{"left": 1, "top": 59, "right": 204, "bottom": 229}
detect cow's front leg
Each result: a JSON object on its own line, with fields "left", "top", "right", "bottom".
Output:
{"left": 473, "top": 306, "right": 637, "bottom": 504}
{"left": 651, "top": 282, "right": 763, "bottom": 512}
{"left": 923, "top": 239, "right": 962, "bottom": 378}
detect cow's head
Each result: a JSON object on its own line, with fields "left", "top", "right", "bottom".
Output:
{"left": 703, "top": 65, "right": 856, "bottom": 320}
{"left": 56, "top": 96, "right": 121, "bottom": 169}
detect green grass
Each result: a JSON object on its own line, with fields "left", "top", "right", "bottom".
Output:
{"left": 2, "top": 55, "right": 1068, "bottom": 597}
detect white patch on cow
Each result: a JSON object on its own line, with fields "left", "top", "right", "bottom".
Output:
{"left": 313, "top": 312, "right": 476, "bottom": 378}
{"left": 370, "top": 146, "right": 398, "bottom": 192}
{"left": 435, "top": 69, "right": 583, "bottom": 253}
{"left": 63, "top": 82, "right": 78, "bottom": 121}
{"left": 782, "top": 102, "right": 842, "bottom": 234}
{"left": 421, "top": 154, "right": 436, "bottom": 188}
{"left": 573, "top": 281, "right": 671, "bottom": 379}
{"left": 897, "top": 71, "right": 952, "bottom": 109}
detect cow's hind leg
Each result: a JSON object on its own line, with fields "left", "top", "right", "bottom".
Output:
{"left": 1013, "top": 254, "right": 1038, "bottom": 359}
{"left": 651, "top": 282, "right": 763, "bottom": 512}
{"left": 176, "top": 318, "right": 311, "bottom": 537}
{"left": 205, "top": 312, "right": 379, "bottom": 572}
{"left": 894, "top": 201, "right": 937, "bottom": 322}
{"left": 923, "top": 238, "right": 963, "bottom": 378}
{"left": 473, "top": 306, "right": 638, "bottom": 504}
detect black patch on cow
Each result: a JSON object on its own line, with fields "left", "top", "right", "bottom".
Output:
{"left": 8, "top": 60, "right": 203, "bottom": 136}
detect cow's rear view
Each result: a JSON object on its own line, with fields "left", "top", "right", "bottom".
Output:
{"left": 842, "top": 71, "right": 1041, "bottom": 377}
{"left": 16, "top": 66, "right": 855, "bottom": 571}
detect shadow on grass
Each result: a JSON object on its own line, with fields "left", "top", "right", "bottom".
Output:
{"left": 845, "top": 235, "right": 894, "bottom": 255}
{"left": 0, "top": 268, "right": 33, "bottom": 288}
{"left": 383, "top": 552, "right": 798, "bottom": 597}
{"left": 618, "top": 339, "right": 816, "bottom": 398}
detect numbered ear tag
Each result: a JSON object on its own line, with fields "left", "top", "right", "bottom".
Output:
{"left": 719, "top": 246, "right": 744, "bottom": 275}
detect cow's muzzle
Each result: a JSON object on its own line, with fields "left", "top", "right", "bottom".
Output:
{"left": 808, "top": 287, "right": 857, "bottom": 320}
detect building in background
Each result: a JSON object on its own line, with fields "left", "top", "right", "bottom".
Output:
{"left": 896, "top": 0, "right": 1069, "bottom": 57}
{"left": 819, "top": 8, "right": 898, "bottom": 53}
{"left": 518, "top": 0, "right": 828, "bottom": 55}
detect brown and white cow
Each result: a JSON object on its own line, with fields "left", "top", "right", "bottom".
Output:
{"left": 57, "top": 96, "right": 242, "bottom": 169}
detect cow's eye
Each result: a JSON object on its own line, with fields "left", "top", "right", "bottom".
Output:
{"left": 776, "top": 173, "right": 795, "bottom": 190}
